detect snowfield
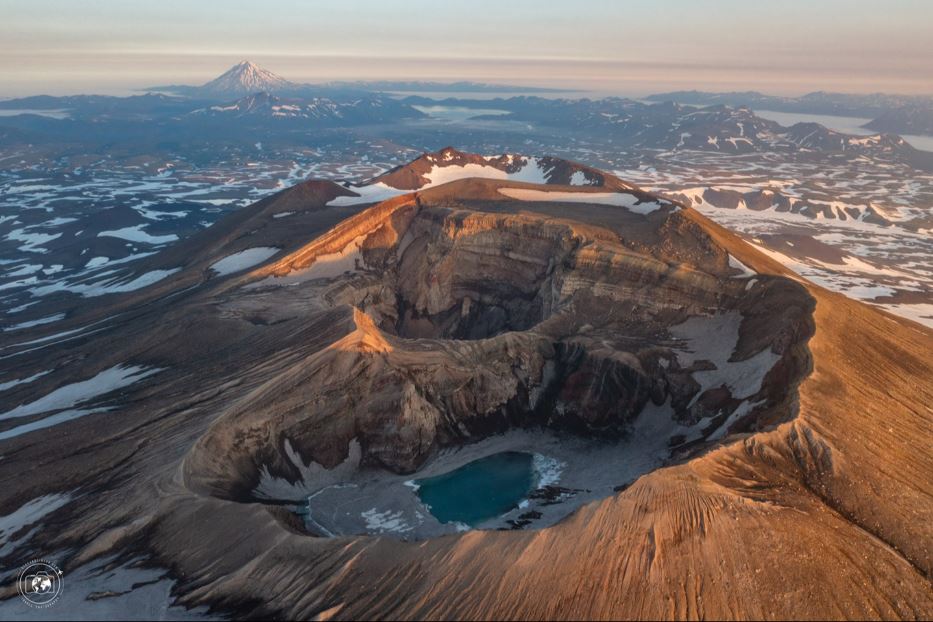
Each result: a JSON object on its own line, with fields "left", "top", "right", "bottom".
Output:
{"left": 0, "top": 363, "right": 163, "bottom": 421}
{"left": 30, "top": 268, "right": 180, "bottom": 298}
{"left": 497, "top": 188, "right": 665, "bottom": 214}
{"left": 98, "top": 225, "right": 179, "bottom": 245}
{"left": 327, "top": 156, "right": 596, "bottom": 206}
{"left": 210, "top": 247, "right": 280, "bottom": 276}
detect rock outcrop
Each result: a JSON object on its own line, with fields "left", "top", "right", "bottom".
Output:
{"left": 182, "top": 177, "right": 812, "bottom": 505}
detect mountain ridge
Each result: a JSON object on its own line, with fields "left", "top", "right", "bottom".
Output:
{"left": 143, "top": 60, "right": 568, "bottom": 101}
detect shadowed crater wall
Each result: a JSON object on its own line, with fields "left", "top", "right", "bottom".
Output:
{"left": 181, "top": 182, "right": 815, "bottom": 538}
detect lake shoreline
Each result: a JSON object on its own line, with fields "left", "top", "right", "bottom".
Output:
{"left": 295, "top": 414, "right": 680, "bottom": 540}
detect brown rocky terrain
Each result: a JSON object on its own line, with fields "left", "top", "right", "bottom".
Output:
{"left": 0, "top": 149, "right": 930, "bottom": 619}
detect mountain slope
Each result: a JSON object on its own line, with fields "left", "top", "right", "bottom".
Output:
{"left": 864, "top": 105, "right": 933, "bottom": 136}
{"left": 0, "top": 151, "right": 929, "bottom": 620}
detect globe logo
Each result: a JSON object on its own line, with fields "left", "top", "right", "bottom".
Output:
{"left": 18, "top": 560, "right": 63, "bottom": 608}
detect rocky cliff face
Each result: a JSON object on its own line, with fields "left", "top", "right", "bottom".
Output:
{"left": 183, "top": 177, "right": 813, "bottom": 509}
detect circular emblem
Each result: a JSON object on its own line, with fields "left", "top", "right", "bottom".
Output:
{"left": 17, "top": 559, "right": 63, "bottom": 608}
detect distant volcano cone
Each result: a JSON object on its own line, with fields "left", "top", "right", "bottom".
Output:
{"left": 197, "top": 60, "right": 295, "bottom": 97}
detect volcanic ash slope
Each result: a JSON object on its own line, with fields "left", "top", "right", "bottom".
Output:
{"left": 0, "top": 149, "right": 930, "bottom": 620}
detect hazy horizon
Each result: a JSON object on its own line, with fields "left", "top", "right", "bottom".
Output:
{"left": 1, "top": 0, "right": 932, "bottom": 98}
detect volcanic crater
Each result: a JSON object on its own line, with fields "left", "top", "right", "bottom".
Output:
{"left": 182, "top": 173, "right": 815, "bottom": 539}
{"left": 4, "top": 149, "right": 927, "bottom": 620}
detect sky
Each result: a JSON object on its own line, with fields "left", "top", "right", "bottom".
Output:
{"left": 1, "top": 0, "right": 931, "bottom": 98}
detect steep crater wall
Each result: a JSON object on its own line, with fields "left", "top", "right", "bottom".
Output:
{"left": 182, "top": 195, "right": 815, "bottom": 537}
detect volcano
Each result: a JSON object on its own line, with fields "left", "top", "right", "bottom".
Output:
{"left": 146, "top": 60, "right": 311, "bottom": 100}
{"left": 0, "top": 149, "right": 930, "bottom": 619}
{"left": 198, "top": 60, "right": 293, "bottom": 97}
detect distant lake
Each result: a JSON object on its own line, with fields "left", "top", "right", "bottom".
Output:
{"left": 0, "top": 109, "right": 70, "bottom": 119}
{"left": 412, "top": 104, "right": 511, "bottom": 123}
{"left": 754, "top": 109, "right": 933, "bottom": 152}
{"left": 754, "top": 109, "right": 875, "bottom": 135}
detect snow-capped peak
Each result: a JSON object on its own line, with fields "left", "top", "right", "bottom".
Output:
{"left": 199, "top": 60, "right": 295, "bottom": 97}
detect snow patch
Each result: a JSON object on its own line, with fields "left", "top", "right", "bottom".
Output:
{"left": 532, "top": 453, "right": 565, "bottom": 488}
{"left": 2, "top": 313, "right": 65, "bottom": 332}
{"left": 0, "top": 493, "right": 72, "bottom": 554}
{"left": 0, "top": 364, "right": 163, "bottom": 422}
{"left": 30, "top": 268, "right": 180, "bottom": 297}
{"left": 6, "top": 228, "right": 61, "bottom": 253}
{"left": 210, "top": 247, "right": 280, "bottom": 276}
{"left": 497, "top": 188, "right": 664, "bottom": 214}
{"left": 0, "top": 407, "right": 113, "bottom": 440}
{"left": 728, "top": 254, "right": 756, "bottom": 278}
{"left": 361, "top": 508, "right": 414, "bottom": 534}
{"left": 97, "top": 225, "right": 178, "bottom": 245}
{"left": 327, "top": 182, "right": 408, "bottom": 207}
{"left": 5, "top": 263, "right": 43, "bottom": 277}
{"left": 85, "top": 256, "right": 110, "bottom": 269}
{"left": 0, "top": 369, "right": 52, "bottom": 393}
{"left": 670, "top": 312, "right": 780, "bottom": 403}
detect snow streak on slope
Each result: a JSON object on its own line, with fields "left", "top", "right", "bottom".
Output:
{"left": 497, "top": 188, "right": 665, "bottom": 214}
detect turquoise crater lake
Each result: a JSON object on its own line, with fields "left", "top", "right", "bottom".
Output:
{"left": 413, "top": 451, "right": 537, "bottom": 526}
